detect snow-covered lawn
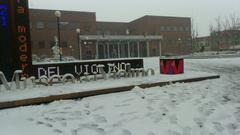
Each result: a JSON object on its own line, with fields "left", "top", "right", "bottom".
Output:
{"left": 0, "top": 57, "right": 240, "bottom": 135}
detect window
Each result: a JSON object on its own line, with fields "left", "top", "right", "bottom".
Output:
{"left": 179, "top": 26, "right": 184, "bottom": 32}
{"left": 50, "top": 41, "right": 55, "bottom": 48}
{"left": 166, "top": 26, "right": 171, "bottom": 31}
{"left": 97, "top": 31, "right": 102, "bottom": 35}
{"left": 185, "top": 26, "right": 190, "bottom": 32}
{"left": 104, "top": 31, "right": 110, "bottom": 35}
{"left": 61, "top": 41, "right": 67, "bottom": 48}
{"left": 30, "top": 23, "right": 32, "bottom": 29}
{"left": 160, "top": 26, "right": 165, "bottom": 31}
{"left": 60, "top": 23, "right": 68, "bottom": 30}
{"left": 38, "top": 41, "right": 45, "bottom": 49}
{"left": 84, "top": 24, "right": 91, "bottom": 33}
{"left": 47, "top": 22, "right": 56, "bottom": 29}
{"left": 36, "top": 22, "right": 44, "bottom": 29}
{"left": 173, "top": 26, "right": 178, "bottom": 31}
{"left": 68, "top": 23, "right": 80, "bottom": 30}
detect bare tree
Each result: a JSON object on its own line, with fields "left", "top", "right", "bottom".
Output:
{"left": 209, "top": 24, "right": 214, "bottom": 34}
{"left": 221, "top": 16, "right": 231, "bottom": 49}
{"left": 191, "top": 18, "right": 198, "bottom": 52}
{"left": 209, "top": 23, "right": 217, "bottom": 51}
{"left": 208, "top": 16, "right": 222, "bottom": 53}
{"left": 223, "top": 14, "right": 240, "bottom": 49}
{"left": 222, "top": 16, "right": 230, "bottom": 30}
{"left": 215, "top": 16, "right": 222, "bottom": 53}
{"left": 210, "top": 13, "right": 240, "bottom": 51}
{"left": 229, "top": 13, "right": 239, "bottom": 30}
{"left": 229, "top": 14, "right": 240, "bottom": 49}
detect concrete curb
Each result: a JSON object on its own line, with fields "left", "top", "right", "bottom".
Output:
{"left": 0, "top": 75, "right": 220, "bottom": 109}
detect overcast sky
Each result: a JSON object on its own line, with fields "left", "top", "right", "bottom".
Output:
{"left": 29, "top": 0, "right": 240, "bottom": 36}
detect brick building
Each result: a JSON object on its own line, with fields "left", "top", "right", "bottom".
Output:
{"left": 195, "top": 30, "right": 240, "bottom": 52}
{"left": 29, "top": 9, "right": 96, "bottom": 58}
{"left": 129, "top": 16, "right": 191, "bottom": 55}
{"left": 210, "top": 30, "right": 240, "bottom": 51}
{"left": 29, "top": 9, "right": 191, "bottom": 60}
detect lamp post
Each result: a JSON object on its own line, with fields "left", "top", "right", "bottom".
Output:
{"left": 76, "top": 28, "right": 81, "bottom": 60}
{"left": 178, "top": 38, "right": 181, "bottom": 55}
{"left": 69, "top": 45, "right": 73, "bottom": 56}
{"left": 55, "top": 11, "right": 62, "bottom": 61}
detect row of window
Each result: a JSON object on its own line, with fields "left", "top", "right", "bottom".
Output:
{"left": 31, "top": 22, "right": 82, "bottom": 30}
{"left": 96, "top": 31, "right": 123, "bottom": 35}
{"left": 96, "top": 26, "right": 190, "bottom": 35}
{"left": 31, "top": 21, "right": 93, "bottom": 34}
{"left": 159, "top": 26, "right": 190, "bottom": 32}
{"left": 31, "top": 21, "right": 190, "bottom": 33}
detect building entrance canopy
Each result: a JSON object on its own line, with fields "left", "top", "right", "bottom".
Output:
{"left": 79, "top": 35, "right": 163, "bottom": 60}
{"left": 80, "top": 35, "right": 163, "bottom": 41}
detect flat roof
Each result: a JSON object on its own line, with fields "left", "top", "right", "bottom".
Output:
{"left": 79, "top": 35, "right": 163, "bottom": 41}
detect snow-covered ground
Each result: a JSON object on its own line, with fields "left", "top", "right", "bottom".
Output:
{"left": 188, "top": 51, "right": 240, "bottom": 58}
{"left": 0, "top": 57, "right": 240, "bottom": 135}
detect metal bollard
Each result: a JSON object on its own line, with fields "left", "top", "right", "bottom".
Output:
{"left": 48, "top": 75, "right": 62, "bottom": 86}
{"left": 38, "top": 75, "right": 49, "bottom": 86}
{"left": 117, "top": 70, "right": 128, "bottom": 79}
{"left": 62, "top": 73, "right": 75, "bottom": 84}
{"left": 21, "top": 77, "right": 27, "bottom": 89}
{"left": 97, "top": 65, "right": 107, "bottom": 80}
{"left": 145, "top": 68, "right": 155, "bottom": 76}
{"left": 29, "top": 76, "right": 36, "bottom": 88}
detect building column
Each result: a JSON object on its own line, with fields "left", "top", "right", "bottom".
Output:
{"left": 103, "top": 43, "right": 106, "bottom": 59}
{"left": 159, "top": 40, "right": 162, "bottom": 57}
{"left": 107, "top": 42, "right": 110, "bottom": 58}
{"left": 96, "top": 40, "right": 99, "bottom": 59}
{"left": 79, "top": 39, "right": 82, "bottom": 60}
{"left": 127, "top": 41, "right": 130, "bottom": 58}
{"left": 147, "top": 41, "right": 150, "bottom": 57}
{"left": 118, "top": 41, "right": 121, "bottom": 58}
{"left": 137, "top": 41, "right": 140, "bottom": 57}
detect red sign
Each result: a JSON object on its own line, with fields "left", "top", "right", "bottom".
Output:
{"left": 160, "top": 58, "right": 184, "bottom": 74}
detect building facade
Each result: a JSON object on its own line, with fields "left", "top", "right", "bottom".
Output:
{"left": 129, "top": 16, "right": 191, "bottom": 55}
{"left": 30, "top": 9, "right": 96, "bottom": 59}
{"left": 29, "top": 9, "right": 191, "bottom": 60}
{"left": 195, "top": 30, "right": 240, "bottom": 52}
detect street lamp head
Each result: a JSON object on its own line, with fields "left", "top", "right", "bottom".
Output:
{"left": 55, "top": 11, "right": 61, "bottom": 17}
{"left": 54, "top": 36, "right": 58, "bottom": 42}
{"left": 126, "top": 28, "right": 129, "bottom": 35}
{"left": 178, "top": 38, "right": 181, "bottom": 41}
{"left": 76, "top": 28, "right": 81, "bottom": 34}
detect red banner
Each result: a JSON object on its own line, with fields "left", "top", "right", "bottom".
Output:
{"left": 12, "top": 0, "right": 32, "bottom": 78}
